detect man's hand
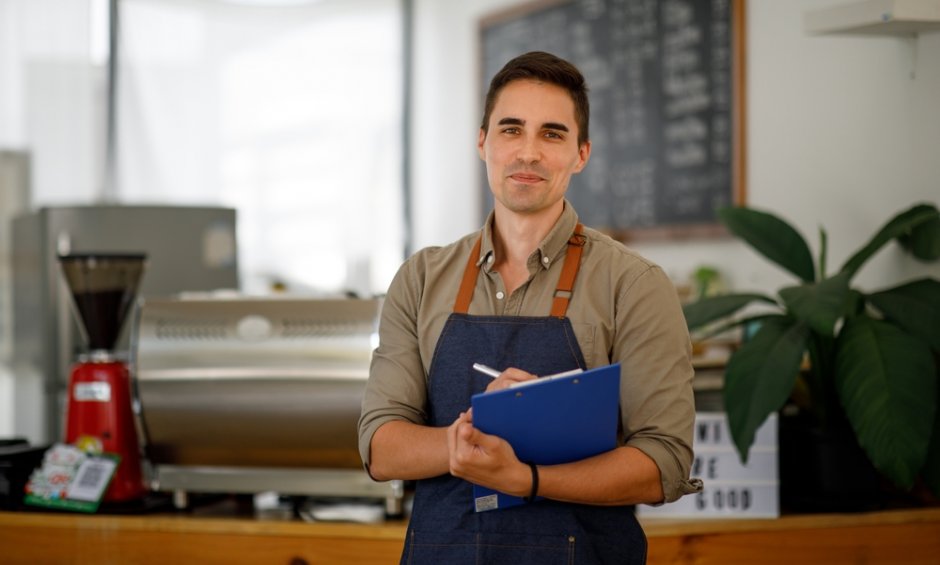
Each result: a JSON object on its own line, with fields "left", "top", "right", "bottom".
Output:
{"left": 446, "top": 410, "right": 531, "bottom": 497}
{"left": 484, "top": 367, "right": 537, "bottom": 392}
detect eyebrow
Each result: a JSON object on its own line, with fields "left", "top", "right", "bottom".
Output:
{"left": 497, "top": 117, "right": 570, "bottom": 133}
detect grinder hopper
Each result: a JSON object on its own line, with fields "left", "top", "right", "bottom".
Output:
{"left": 59, "top": 253, "right": 147, "bottom": 353}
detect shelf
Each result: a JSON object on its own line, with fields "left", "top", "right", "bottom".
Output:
{"left": 805, "top": 0, "right": 940, "bottom": 35}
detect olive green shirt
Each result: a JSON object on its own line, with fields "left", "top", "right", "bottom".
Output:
{"left": 358, "top": 201, "right": 699, "bottom": 502}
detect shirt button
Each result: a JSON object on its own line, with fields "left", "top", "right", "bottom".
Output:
{"left": 542, "top": 256, "right": 550, "bottom": 265}
{"left": 487, "top": 255, "right": 494, "bottom": 264}
{"left": 496, "top": 291, "right": 505, "bottom": 300}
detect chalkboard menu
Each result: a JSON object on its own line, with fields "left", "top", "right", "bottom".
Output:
{"left": 480, "top": 0, "right": 746, "bottom": 239}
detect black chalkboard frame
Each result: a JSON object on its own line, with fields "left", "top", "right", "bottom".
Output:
{"left": 478, "top": 0, "right": 747, "bottom": 242}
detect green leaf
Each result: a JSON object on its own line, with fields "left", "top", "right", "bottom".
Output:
{"left": 868, "top": 278, "right": 940, "bottom": 353}
{"left": 818, "top": 226, "right": 828, "bottom": 280}
{"left": 845, "top": 288, "right": 867, "bottom": 317}
{"left": 724, "top": 316, "right": 809, "bottom": 462}
{"left": 805, "top": 331, "right": 839, "bottom": 420}
{"left": 835, "top": 316, "right": 937, "bottom": 489}
{"left": 682, "top": 293, "right": 777, "bottom": 331}
{"left": 779, "top": 271, "right": 852, "bottom": 337}
{"left": 719, "top": 207, "right": 816, "bottom": 283}
{"left": 899, "top": 209, "right": 940, "bottom": 260}
{"left": 840, "top": 203, "right": 940, "bottom": 279}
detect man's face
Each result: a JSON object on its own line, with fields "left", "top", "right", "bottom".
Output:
{"left": 479, "top": 79, "right": 591, "bottom": 217}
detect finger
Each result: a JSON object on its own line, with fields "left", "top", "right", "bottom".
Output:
{"left": 501, "top": 367, "right": 537, "bottom": 382}
{"left": 459, "top": 425, "right": 501, "bottom": 452}
{"left": 452, "top": 414, "right": 481, "bottom": 452}
{"left": 485, "top": 368, "right": 537, "bottom": 392}
{"left": 451, "top": 422, "right": 484, "bottom": 472}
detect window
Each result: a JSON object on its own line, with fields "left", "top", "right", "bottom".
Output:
{"left": 116, "top": 0, "right": 404, "bottom": 295}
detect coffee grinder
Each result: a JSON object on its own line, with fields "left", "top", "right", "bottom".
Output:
{"left": 59, "top": 253, "right": 147, "bottom": 503}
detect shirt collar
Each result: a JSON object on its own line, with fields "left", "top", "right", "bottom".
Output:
{"left": 480, "top": 211, "right": 497, "bottom": 269}
{"left": 538, "top": 200, "right": 580, "bottom": 271}
{"left": 479, "top": 199, "right": 580, "bottom": 272}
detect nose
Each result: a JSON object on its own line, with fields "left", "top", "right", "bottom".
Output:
{"left": 517, "top": 133, "right": 541, "bottom": 164}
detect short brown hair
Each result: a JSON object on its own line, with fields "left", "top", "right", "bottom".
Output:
{"left": 481, "top": 51, "right": 590, "bottom": 146}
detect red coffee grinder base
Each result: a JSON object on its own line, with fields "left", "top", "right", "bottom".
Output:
{"left": 65, "top": 353, "right": 146, "bottom": 502}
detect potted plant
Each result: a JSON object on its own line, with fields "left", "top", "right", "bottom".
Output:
{"left": 683, "top": 203, "right": 940, "bottom": 509}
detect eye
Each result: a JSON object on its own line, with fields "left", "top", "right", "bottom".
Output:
{"left": 544, "top": 130, "right": 564, "bottom": 140}
{"left": 501, "top": 127, "right": 520, "bottom": 135}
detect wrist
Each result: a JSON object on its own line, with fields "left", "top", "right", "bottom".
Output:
{"left": 523, "top": 462, "right": 539, "bottom": 503}
{"left": 510, "top": 461, "right": 532, "bottom": 498}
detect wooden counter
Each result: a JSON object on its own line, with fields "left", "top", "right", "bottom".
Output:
{"left": 642, "top": 509, "right": 940, "bottom": 564}
{"left": 2, "top": 507, "right": 939, "bottom": 564}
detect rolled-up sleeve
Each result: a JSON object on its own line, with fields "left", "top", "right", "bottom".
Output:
{"left": 615, "top": 265, "right": 698, "bottom": 503}
{"left": 357, "top": 255, "right": 429, "bottom": 469}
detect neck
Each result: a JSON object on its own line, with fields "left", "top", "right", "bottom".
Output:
{"left": 491, "top": 201, "right": 563, "bottom": 268}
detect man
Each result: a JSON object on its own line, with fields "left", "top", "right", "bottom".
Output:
{"left": 359, "top": 51, "right": 700, "bottom": 564}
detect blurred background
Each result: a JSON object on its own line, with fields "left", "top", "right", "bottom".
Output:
{"left": 1, "top": 0, "right": 939, "bottom": 442}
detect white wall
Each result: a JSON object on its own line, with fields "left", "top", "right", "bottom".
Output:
{"left": 410, "top": 0, "right": 502, "bottom": 250}
{"left": 410, "top": 0, "right": 940, "bottom": 294}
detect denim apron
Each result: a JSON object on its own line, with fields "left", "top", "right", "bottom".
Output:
{"left": 401, "top": 224, "right": 647, "bottom": 564}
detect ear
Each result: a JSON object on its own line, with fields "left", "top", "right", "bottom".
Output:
{"left": 573, "top": 140, "right": 591, "bottom": 173}
{"left": 477, "top": 128, "right": 487, "bottom": 160}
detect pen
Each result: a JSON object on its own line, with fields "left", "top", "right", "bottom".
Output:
{"left": 472, "top": 363, "right": 501, "bottom": 379}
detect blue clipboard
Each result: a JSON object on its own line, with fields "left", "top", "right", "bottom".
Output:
{"left": 469, "top": 363, "right": 621, "bottom": 512}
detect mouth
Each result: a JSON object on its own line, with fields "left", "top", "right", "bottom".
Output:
{"left": 508, "top": 172, "right": 545, "bottom": 184}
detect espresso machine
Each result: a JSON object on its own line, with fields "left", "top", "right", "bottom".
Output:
{"left": 59, "top": 253, "right": 147, "bottom": 503}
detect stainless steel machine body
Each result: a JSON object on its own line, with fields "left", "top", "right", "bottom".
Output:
{"left": 12, "top": 205, "right": 238, "bottom": 444}
{"left": 131, "top": 296, "right": 402, "bottom": 513}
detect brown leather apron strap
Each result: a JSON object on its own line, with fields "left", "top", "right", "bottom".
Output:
{"left": 550, "top": 223, "right": 586, "bottom": 318}
{"left": 454, "top": 223, "right": 586, "bottom": 317}
{"left": 453, "top": 235, "right": 483, "bottom": 314}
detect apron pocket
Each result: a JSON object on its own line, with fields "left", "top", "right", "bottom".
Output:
{"left": 406, "top": 530, "right": 575, "bottom": 565}
{"left": 569, "top": 322, "right": 596, "bottom": 368}
{"left": 478, "top": 531, "right": 575, "bottom": 564}
{"left": 405, "top": 530, "right": 477, "bottom": 564}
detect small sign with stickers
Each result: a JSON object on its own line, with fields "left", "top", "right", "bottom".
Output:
{"left": 23, "top": 443, "right": 119, "bottom": 513}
